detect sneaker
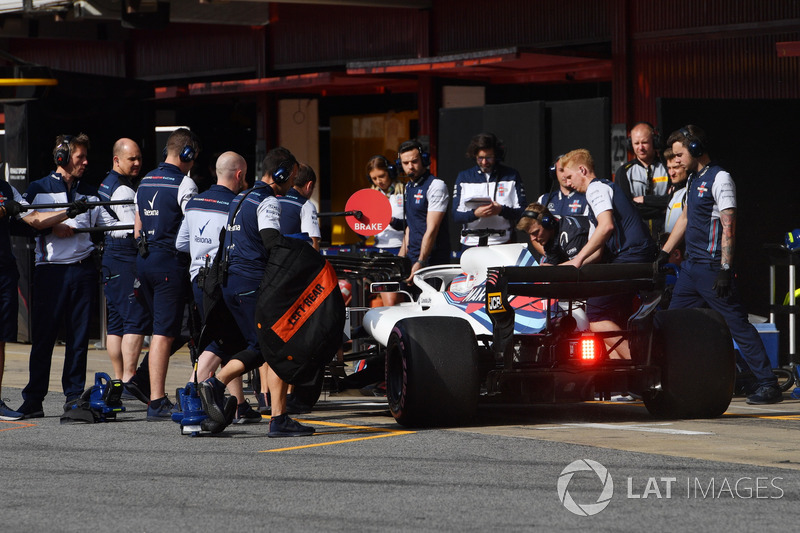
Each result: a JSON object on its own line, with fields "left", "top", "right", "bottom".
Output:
{"left": 146, "top": 396, "right": 176, "bottom": 421}
{"left": 746, "top": 384, "right": 783, "bottom": 405}
{"left": 0, "top": 400, "right": 23, "bottom": 421}
{"left": 268, "top": 414, "right": 315, "bottom": 438}
{"left": 16, "top": 399, "right": 44, "bottom": 419}
{"left": 233, "top": 401, "right": 263, "bottom": 424}
{"left": 122, "top": 381, "right": 149, "bottom": 404}
{"left": 256, "top": 392, "right": 271, "bottom": 414}
{"left": 222, "top": 396, "right": 237, "bottom": 426}
{"left": 199, "top": 378, "right": 228, "bottom": 424}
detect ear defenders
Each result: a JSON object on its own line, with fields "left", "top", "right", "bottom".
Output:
{"left": 272, "top": 158, "right": 296, "bottom": 184}
{"left": 626, "top": 122, "right": 662, "bottom": 152}
{"left": 54, "top": 135, "right": 74, "bottom": 167}
{"left": 367, "top": 155, "right": 398, "bottom": 183}
{"left": 396, "top": 141, "right": 430, "bottom": 170}
{"left": 679, "top": 127, "right": 705, "bottom": 158}
{"left": 521, "top": 210, "right": 556, "bottom": 230}
{"left": 162, "top": 143, "right": 198, "bottom": 163}
{"left": 179, "top": 145, "right": 196, "bottom": 163}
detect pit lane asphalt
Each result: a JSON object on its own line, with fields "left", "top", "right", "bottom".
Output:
{"left": 2, "top": 343, "right": 799, "bottom": 531}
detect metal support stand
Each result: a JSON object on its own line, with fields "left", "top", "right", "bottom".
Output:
{"left": 765, "top": 244, "right": 800, "bottom": 398}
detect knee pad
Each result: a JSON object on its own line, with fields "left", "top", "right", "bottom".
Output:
{"left": 231, "top": 349, "right": 264, "bottom": 373}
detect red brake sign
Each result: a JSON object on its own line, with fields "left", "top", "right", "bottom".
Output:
{"left": 344, "top": 188, "right": 392, "bottom": 237}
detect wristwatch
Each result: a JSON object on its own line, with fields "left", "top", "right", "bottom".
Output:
{"left": 721, "top": 263, "right": 731, "bottom": 271}
{"left": 417, "top": 258, "right": 429, "bottom": 267}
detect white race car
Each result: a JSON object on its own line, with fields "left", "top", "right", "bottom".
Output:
{"left": 335, "top": 244, "right": 735, "bottom": 428}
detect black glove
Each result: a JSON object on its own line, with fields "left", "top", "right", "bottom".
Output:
{"left": 712, "top": 268, "right": 733, "bottom": 298}
{"left": 2, "top": 200, "right": 25, "bottom": 218}
{"left": 656, "top": 250, "right": 670, "bottom": 268}
{"left": 66, "top": 198, "right": 89, "bottom": 219}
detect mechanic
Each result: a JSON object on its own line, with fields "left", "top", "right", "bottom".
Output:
{"left": 278, "top": 163, "right": 321, "bottom": 251}
{"left": 0, "top": 168, "right": 82, "bottom": 420}
{"left": 662, "top": 147, "right": 689, "bottom": 234}
{"left": 537, "top": 155, "right": 589, "bottom": 218}
{"left": 367, "top": 155, "right": 405, "bottom": 255}
{"left": 134, "top": 127, "right": 199, "bottom": 420}
{"left": 175, "top": 151, "right": 261, "bottom": 424}
{"left": 199, "top": 147, "right": 315, "bottom": 437}
{"left": 614, "top": 122, "right": 669, "bottom": 238}
{"left": 660, "top": 125, "right": 782, "bottom": 405}
{"left": 516, "top": 202, "right": 590, "bottom": 265}
{"left": 16, "top": 134, "right": 96, "bottom": 419}
{"left": 96, "top": 138, "right": 151, "bottom": 402}
{"left": 561, "top": 149, "right": 657, "bottom": 359}
{"left": 452, "top": 132, "right": 527, "bottom": 248}
{"left": 397, "top": 140, "right": 451, "bottom": 283}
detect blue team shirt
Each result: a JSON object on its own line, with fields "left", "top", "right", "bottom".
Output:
{"left": 278, "top": 187, "right": 311, "bottom": 242}
{"left": 586, "top": 179, "right": 655, "bottom": 263}
{"left": 136, "top": 162, "right": 197, "bottom": 252}
{"left": 225, "top": 181, "right": 281, "bottom": 282}
{"left": 404, "top": 171, "right": 451, "bottom": 264}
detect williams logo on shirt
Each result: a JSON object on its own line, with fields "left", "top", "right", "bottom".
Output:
{"left": 144, "top": 191, "right": 159, "bottom": 216}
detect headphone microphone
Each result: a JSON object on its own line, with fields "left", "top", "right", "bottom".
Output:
{"left": 367, "top": 155, "right": 398, "bottom": 183}
{"left": 626, "top": 122, "right": 662, "bottom": 152}
{"left": 54, "top": 135, "right": 74, "bottom": 167}
{"left": 521, "top": 209, "right": 555, "bottom": 230}
{"left": 396, "top": 140, "right": 430, "bottom": 170}
{"left": 272, "top": 158, "right": 296, "bottom": 184}
{"left": 679, "top": 126, "right": 705, "bottom": 158}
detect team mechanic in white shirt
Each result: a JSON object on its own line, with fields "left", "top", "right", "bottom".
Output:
{"left": 17, "top": 134, "right": 97, "bottom": 419}
{"left": 366, "top": 155, "right": 405, "bottom": 254}
{"left": 452, "top": 132, "right": 526, "bottom": 249}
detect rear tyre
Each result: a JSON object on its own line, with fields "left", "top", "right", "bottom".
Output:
{"left": 644, "top": 308, "right": 735, "bottom": 419}
{"left": 386, "top": 317, "right": 480, "bottom": 427}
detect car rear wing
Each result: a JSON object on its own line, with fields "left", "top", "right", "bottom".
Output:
{"left": 486, "top": 262, "right": 663, "bottom": 360}
{"left": 486, "top": 263, "right": 661, "bottom": 300}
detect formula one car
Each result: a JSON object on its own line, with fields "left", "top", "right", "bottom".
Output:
{"left": 345, "top": 242, "right": 735, "bottom": 428}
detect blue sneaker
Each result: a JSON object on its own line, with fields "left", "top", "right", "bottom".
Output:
{"left": 0, "top": 400, "right": 24, "bottom": 421}
{"left": 233, "top": 401, "right": 263, "bottom": 424}
{"left": 746, "top": 384, "right": 783, "bottom": 405}
{"left": 16, "top": 399, "right": 44, "bottom": 419}
{"left": 146, "top": 396, "right": 176, "bottom": 421}
{"left": 268, "top": 414, "right": 315, "bottom": 438}
{"left": 199, "top": 378, "right": 228, "bottom": 424}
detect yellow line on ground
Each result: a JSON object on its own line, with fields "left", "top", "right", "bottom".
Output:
{"left": 723, "top": 413, "right": 800, "bottom": 420}
{"left": 260, "top": 417, "right": 415, "bottom": 452}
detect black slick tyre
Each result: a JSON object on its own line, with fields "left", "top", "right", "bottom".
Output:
{"left": 385, "top": 317, "right": 479, "bottom": 427}
{"left": 644, "top": 308, "right": 735, "bottom": 419}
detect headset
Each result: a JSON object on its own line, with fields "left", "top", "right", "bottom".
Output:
{"left": 54, "top": 135, "right": 74, "bottom": 167}
{"left": 521, "top": 209, "right": 556, "bottom": 230}
{"left": 161, "top": 143, "right": 197, "bottom": 163}
{"left": 272, "top": 158, "right": 296, "bottom": 184}
{"left": 396, "top": 140, "right": 430, "bottom": 170}
{"left": 626, "top": 122, "right": 662, "bottom": 153}
{"left": 367, "top": 155, "right": 398, "bottom": 183}
{"left": 179, "top": 145, "right": 196, "bottom": 163}
{"left": 679, "top": 126, "right": 705, "bottom": 158}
